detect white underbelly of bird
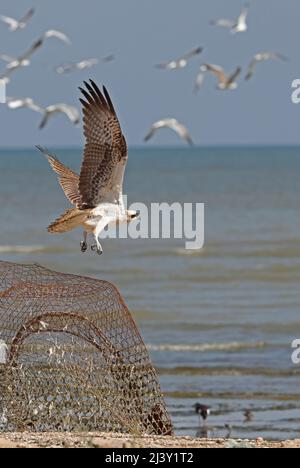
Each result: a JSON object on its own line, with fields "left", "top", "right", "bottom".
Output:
{"left": 47, "top": 202, "right": 137, "bottom": 255}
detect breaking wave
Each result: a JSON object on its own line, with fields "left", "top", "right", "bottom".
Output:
{"left": 147, "top": 341, "right": 267, "bottom": 352}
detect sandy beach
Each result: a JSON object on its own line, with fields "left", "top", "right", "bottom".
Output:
{"left": 0, "top": 433, "right": 299, "bottom": 449}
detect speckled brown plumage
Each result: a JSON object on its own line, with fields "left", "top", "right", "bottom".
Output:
{"left": 36, "top": 146, "right": 81, "bottom": 206}
{"left": 78, "top": 80, "right": 127, "bottom": 209}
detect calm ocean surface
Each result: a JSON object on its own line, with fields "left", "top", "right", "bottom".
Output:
{"left": 0, "top": 146, "right": 300, "bottom": 440}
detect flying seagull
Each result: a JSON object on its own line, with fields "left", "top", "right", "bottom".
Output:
{"left": 211, "top": 4, "right": 250, "bottom": 34}
{"left": 156, "top": 47, "right": 203, "bottom": 70}
{"left": 7, "top": 97, "right": 80, "bottom": 129}
{"left": 245, "top": 52, "right": 288, "bottom": 81}
{"left": 55, "top": 55, "right": 114, "bottom": 74}
{"left": 0, "top": 32, "right": 69, "bottom": 83}
{"left": 39, "top": 104, "right": 80, "bottom": 129}
{"left": 144, "top": 119, "right": 193, "bottom": 146}
{"left": 0, "top": 7, "right": 35, "bottom": 32}
{"left": 0, "top": 38, "right": 43, "bottom": 83}
{"left": 36, "top": 80, "right": 138, "bottom": 255}
{"left": 202, "top": 64, "right": 242, "bottom": 90}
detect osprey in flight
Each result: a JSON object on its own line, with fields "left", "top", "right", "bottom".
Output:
{"left": 37, "top": 80, "right": 138, "bottom": 255}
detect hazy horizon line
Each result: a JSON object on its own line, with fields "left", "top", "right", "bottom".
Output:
{"left": 1, "top": 143, "right": 300, "bottom": 152}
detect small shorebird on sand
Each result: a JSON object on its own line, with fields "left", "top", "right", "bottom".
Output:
{"left": 193, "top": 403, "right": 211, "bottom": 423}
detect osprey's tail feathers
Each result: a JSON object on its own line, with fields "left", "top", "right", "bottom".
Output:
{"left": 48, "top": 208, "right": 91, "bottom": 233}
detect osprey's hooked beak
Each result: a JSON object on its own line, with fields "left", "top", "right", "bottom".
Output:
{"left": 131, "top": 211, "right": 140, "bottom": 220}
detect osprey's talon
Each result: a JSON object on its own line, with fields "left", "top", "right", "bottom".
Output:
{"left": 91, "top": 244, "right": 103, "bottom": 255}
{"left": 80, "top": 241, "right": 87, "bottom": 253}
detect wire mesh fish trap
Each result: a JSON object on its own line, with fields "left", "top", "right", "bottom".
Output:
{"left": 0, "top": 261, "right": 172, "bottom": 435}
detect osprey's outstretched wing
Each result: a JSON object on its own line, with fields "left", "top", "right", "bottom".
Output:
{"left": 78, "top": 80, "right": 128, "bottom": 208}
{"left": 36, "top": 146, "right": 81, "bottom": 206}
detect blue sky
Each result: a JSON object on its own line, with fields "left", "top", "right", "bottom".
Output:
{"left": 0, "top": 0, "right": 299, "bottom": 147}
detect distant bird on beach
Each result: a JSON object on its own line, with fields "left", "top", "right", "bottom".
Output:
{"left": 55, "top": 55, "right": 114, "bottom": 74}
{"left": 202, "top": 64, "right": 242, "bottom": 90}
{"left": 0, "top": 7, "right": 35, "bottom": 32}
{"left": 245, "top": 52, "right": 288, "bottom": 81}
{"left": 211, "top": 4, "right": 250, "bottom": 34}
{"left": 36, "top": 80, "right": 139, "bottom": 255}
{"left": 144, "top": 119, "right": 193, "bottom": 146}
{"left": 7, "top": 97, "right": 80, "bottom": 129}
{"left": 156, "top": 47, "right": 203, "bottom": 70}
{"left": 244, "top": 409, "right": 254, "bottom": 422}
{"left": 193, "top": 403, "right": 211, "bottom": 423}
{"left": 225, "top": 424, "right": 233, "bottom": 439}
{"left": 0, "top": 32, "right": 70, "bottom": 83}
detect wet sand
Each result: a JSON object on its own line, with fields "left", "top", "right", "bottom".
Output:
{"left": 0, "top": 433, "right": 299, "bottom": 448}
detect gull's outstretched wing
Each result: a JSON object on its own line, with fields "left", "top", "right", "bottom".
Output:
{"left": 0, "top": 15, "right": 17, "bottom": 29}
{"left": 0, "top": 54, "right": 15, "bottom": 63}
{"left": 78, "top": 80, "right": 128, "bottom": 208}
{"left": 182, "top": 47, "right": 203, "bottom": 61}
{"left": 237, "top": 4, "right": 250, "bottom": 24}
{"left": 245, "top": 58, "right": 258, "bottom": 81}
{"left": 19, "top": 8, "right": 35, "bottom": 25}
{"left": 210, "top": 19, "right": 235, "bottom": 28}
{"left": 245, "top": 52, "right": 287, "bottom": 81}
{"left": 20, "top": 38, "right": 44, "bottom": 61}
{"left": 7, "top": 97, "right": 43, "bottom": 112}
{"left": 36, "top": 146, "right": 81, "bottom": 206}
{"left": 205, "top": 64, "right": 227, "bottom": 85}
{"left": 227, "top": 67, "right": 242, "bottom": 86}
{"left": 43, "top": 30, "right": 71, "bottom": 44}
